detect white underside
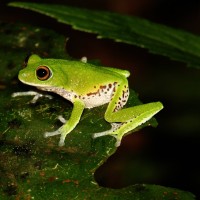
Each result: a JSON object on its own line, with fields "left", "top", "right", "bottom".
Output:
{"left": 38, "top": 84, "right": 116, "bottom": 109}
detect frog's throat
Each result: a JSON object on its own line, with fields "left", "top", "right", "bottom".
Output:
{"left": 37, "top": 86, "right": 76, "bottom": 103}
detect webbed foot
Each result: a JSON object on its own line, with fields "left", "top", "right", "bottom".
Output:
{"left": 44, "top": 127, "right": 66, "bottom": 147}
{"left": 93, "top": 123, "right": 123, "bottom": 147}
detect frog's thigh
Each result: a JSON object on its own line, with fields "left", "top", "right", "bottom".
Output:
{"left": 105, "top": 102, "right": 163, "bottom": 123}
{"left": 108, "top": 102, "right": 163, "bottom": 141}
{"left": 104, "top": 81, "right": 129, "bottom": 122}
{"left": 104, "top": 111, "right": 151, "bottom": 147}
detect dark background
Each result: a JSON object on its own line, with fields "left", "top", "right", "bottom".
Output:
{"left": 1, "top": 0, "right": 200, "bottom": 198}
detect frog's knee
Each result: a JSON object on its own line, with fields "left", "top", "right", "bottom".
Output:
{"left": 104, "top": 113, "right": 113, "bottom": 123}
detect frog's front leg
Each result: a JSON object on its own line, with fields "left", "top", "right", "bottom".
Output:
{"left": 12, "top": 91, "right": 53, "bottom": 103}
{"left": 93, "top": 82, "right": 163, "bottom": 147}
{"left": 44, "top": 99, "right": 85, "bottom": 146}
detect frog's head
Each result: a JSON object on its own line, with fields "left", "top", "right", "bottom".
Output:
{"left": 19, "top": 54, "right": 68, "bottom": 89}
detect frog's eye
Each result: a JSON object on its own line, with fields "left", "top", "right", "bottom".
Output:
{"left": 36, "top": 66, "right": 51, "bottom": 81}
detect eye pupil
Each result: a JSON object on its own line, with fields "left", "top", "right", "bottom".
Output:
{"left": 36, "top": 66, "right": 51, "bottom": 80}
{"left": 37, "top": 68, "right": 47, "bottom": 77}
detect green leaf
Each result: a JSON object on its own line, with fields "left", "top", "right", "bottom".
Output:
{"left": 9, "top": 2, "right": 200, "bottom": 69}
{"left": 0, "top": 21, "right": 195, "bottom": 199}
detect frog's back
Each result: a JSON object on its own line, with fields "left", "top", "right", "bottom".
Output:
{"left": 61, "top": 59, "right": 130, "bottom": 78}
{"left": 44, "top": 58, "right": 130, "bottom": 108}
{"left": 101, "top": 66, "right": 130, "bottom": 78}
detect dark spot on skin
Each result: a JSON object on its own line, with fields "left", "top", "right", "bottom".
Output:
{"left": 109, "top": 84, "right": 112, "bottom": 88}
{"left": 122, "top": 90, "right": 125, "bottom": 98}
{"left": 113, "top": 83, "right": 117, "bottom": 92}
{"left": 100, "top": 85, "right": 106, "bottom": 90}
{"left": 87, "top": 91, "right": 98, "bottom": 96}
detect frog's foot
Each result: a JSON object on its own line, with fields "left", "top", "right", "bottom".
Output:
{"left": 12, "top": 91, "right": 53, "bottom": 103}
{"left": 44, "top": 116, "right": 67, "bottom": 138}
{"left": 93, "top": 123, "right": 123, "bottom": 147}
{"left": 44, "top": 125, "right": 68, "bottom": 147}
{"left": 44, "top": 128, "right": 65, "bottom": 146}
{"left": 44, "top": 129, "right": 61, "bottom": 138}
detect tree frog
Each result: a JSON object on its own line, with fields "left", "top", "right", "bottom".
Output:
{"left": 13, "top": 54, "right": 163, "bottom": 147}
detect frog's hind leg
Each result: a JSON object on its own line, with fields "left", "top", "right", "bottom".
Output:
{"left": 93, "top": 81, "right": 163, "bottom": 147}
{"left": 93, "top": 119, "right": 141, "bottom": 147}
{"left": 93, "top": 102, "right": 163, "bottom": 147}
{"left": 93, "top": 123, "right": 122, "bottom": 137}
{"left": 44, "top": 129, "right": 61, "bottom": 138}
{"left": 93, "top": 122, "right": 125, "bottom": 146}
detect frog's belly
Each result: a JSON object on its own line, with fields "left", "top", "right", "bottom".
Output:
{"left": 82, "top": 91, "right": 112, "bottom": 108}
{"left": 81, "top": 82, "right": 117, "bottom": 108}
{"left": 38, "top": 82, "right": 117, "bottom": 109}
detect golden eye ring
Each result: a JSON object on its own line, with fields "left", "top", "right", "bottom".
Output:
{"left": 36, "top": 66, "right": 51, "bottom": 81}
